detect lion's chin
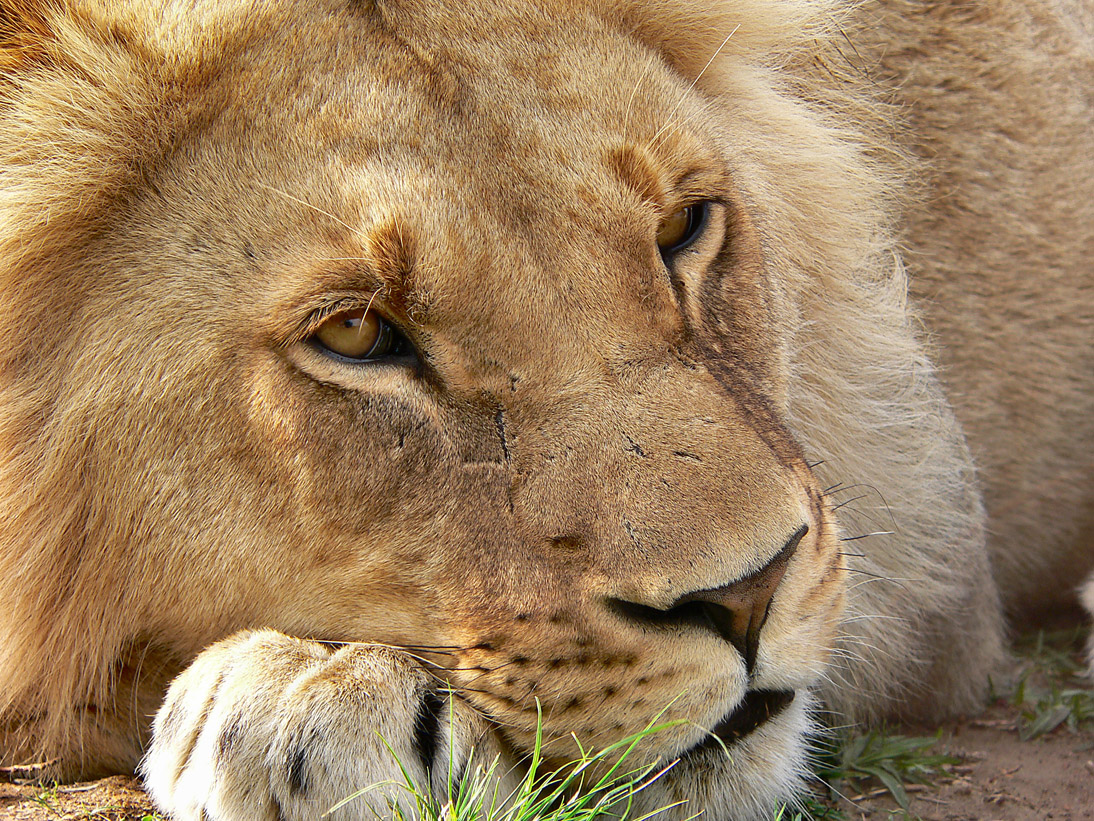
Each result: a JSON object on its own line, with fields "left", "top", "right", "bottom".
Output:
{"left": 626, "top": 691, "right": 811, "bottom": 821}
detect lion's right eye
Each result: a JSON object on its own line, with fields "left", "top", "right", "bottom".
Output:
{"left": 657, "top": 201, "right": 710, "bottom": 261}
{"left": 311, "top": 307, "right": 409, "bottom": 362}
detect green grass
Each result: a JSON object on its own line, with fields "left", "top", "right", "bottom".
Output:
{"left": 774, "top": 795, "right": 845, "bottom": 821}
{"left": 324, "top": 701, "right": 971, "bottom": 821}
{"left": 325, "top": 706, "right": 958, "bottom": 821}
{"left": 30, "top": 781, "right": 60, "bottom": 815}
{"left": 1007, "top": 628, "right": 1094, "bottom": 740}
{"left": 794, "top": 728, "right": 958, "bottom": 820}
{"left": 327, "top": 709, "right": 693, "bottom": 821}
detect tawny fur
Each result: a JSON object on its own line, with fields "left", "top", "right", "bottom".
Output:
{"left": 0, "top": 0, "right": 1090, "bottom": 818}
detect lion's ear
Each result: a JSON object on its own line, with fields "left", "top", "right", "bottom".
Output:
{"left": 602, "top": 0, "right": 842, "bottom": 86}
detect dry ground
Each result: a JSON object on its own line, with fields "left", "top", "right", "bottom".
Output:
{"left": 837, "top": 701, "right": 1094, "bottom": 820}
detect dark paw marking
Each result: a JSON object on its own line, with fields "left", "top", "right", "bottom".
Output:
{"left": 159, "top": 699, "right": 186, "bottom": 743}
{"left": 216, "top": 714, "right": 245, "bottom": 762}
{"left": 286, "top": 739, "right": 310, "bottom": 797}
{"left": 173, "top": 670, "right": 226, "bottom": 786}
{"left": 413, "top": 688, "right": 445, "bottom": 774}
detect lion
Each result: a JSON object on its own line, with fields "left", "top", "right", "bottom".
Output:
{"left": 0, "top": 0, "right": 1090, "bottom": 818}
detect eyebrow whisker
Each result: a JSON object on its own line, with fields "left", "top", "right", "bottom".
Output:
{"left": 255, "top": 181, "right": 360, "bottom": 235}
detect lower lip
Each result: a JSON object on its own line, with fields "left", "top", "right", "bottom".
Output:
{"left": 685, "top": 689, "right": 796, "bottom": 756}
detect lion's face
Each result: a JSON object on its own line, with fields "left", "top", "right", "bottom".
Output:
{"left": 9, "top": 0, "right": 844, "bottom": 808}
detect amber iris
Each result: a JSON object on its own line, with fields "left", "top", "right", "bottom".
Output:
{"left": 313, "top": 307, "right": 394, "bottom": 360}
{"left": 656, "top": 203, "right": 705, "bottom": 255}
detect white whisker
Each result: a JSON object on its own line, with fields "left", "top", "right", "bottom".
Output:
{"left": 255, "top": 181, "right": 360, "bottom": 235}
{"left": 650, "top": 25, "right": 739, "bottom": 147}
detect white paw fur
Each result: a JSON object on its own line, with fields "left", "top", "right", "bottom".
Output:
{"left": 142, "top": 630, "right": 516, "bottom": 820}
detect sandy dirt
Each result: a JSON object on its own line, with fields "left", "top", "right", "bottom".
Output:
{"left": 837, "top": 704, "right": 1094, "bottom": 820}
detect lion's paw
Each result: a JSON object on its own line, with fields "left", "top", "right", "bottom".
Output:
{"left": 142, "top": 629, "right": 512, "bottom": 820}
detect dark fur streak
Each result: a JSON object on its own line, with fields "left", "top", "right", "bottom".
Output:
{"left": 413, "top": 688, "right": 445, "bottom": 774}
{"left": 346, "top": 0, "right": 384, "bottom": 21}
{"left": 172, "top": 669, "right": 226, "bottom": 786}
{"left": 451, "top": 756, "right": 470, "bottom": 803}
{"left": 216, "top": 713, "right": 244, "bottom": 761}
{"left": 287, "top": 738, "right": 309, "bottom": 796}
{"left": 494, "top": 409, "right": 511, "bottom": 461}
{"left": 623, "top": 435, "right": 648, "bottom": 457}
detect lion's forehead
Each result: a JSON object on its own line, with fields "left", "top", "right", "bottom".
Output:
{"left": 167, "top": 4, "right": 728, "bottom": 377}
{"left": 213, "top": 0, "right": 713, "bottom": 214}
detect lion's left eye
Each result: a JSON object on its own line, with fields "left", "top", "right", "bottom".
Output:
{"left": 311, "top": 307, "right": 409, "bottom": 362}
{"left": 656, "top": 202, "right": 710, "bottom": 259}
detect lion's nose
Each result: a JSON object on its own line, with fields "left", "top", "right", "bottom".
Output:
{"left": 608, "top": 525, "right": 807, "bottom": 674}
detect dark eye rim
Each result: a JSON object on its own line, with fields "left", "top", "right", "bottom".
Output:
{"left": 659, "top": 201, "right": 712, "bottom": 261}
{"left": 308, "top": 312, "right": 418, "bottom": 366}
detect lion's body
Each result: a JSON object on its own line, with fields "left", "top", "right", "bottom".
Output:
{"left": 869, "top": 0, "right": 1094, "bottom": 613}
{"left": 0, "top": 1, "right": 1090, "bottom": 818}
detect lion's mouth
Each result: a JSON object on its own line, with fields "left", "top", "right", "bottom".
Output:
{"left": 686, "top": 689, "right": 795, "bottom": 755}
